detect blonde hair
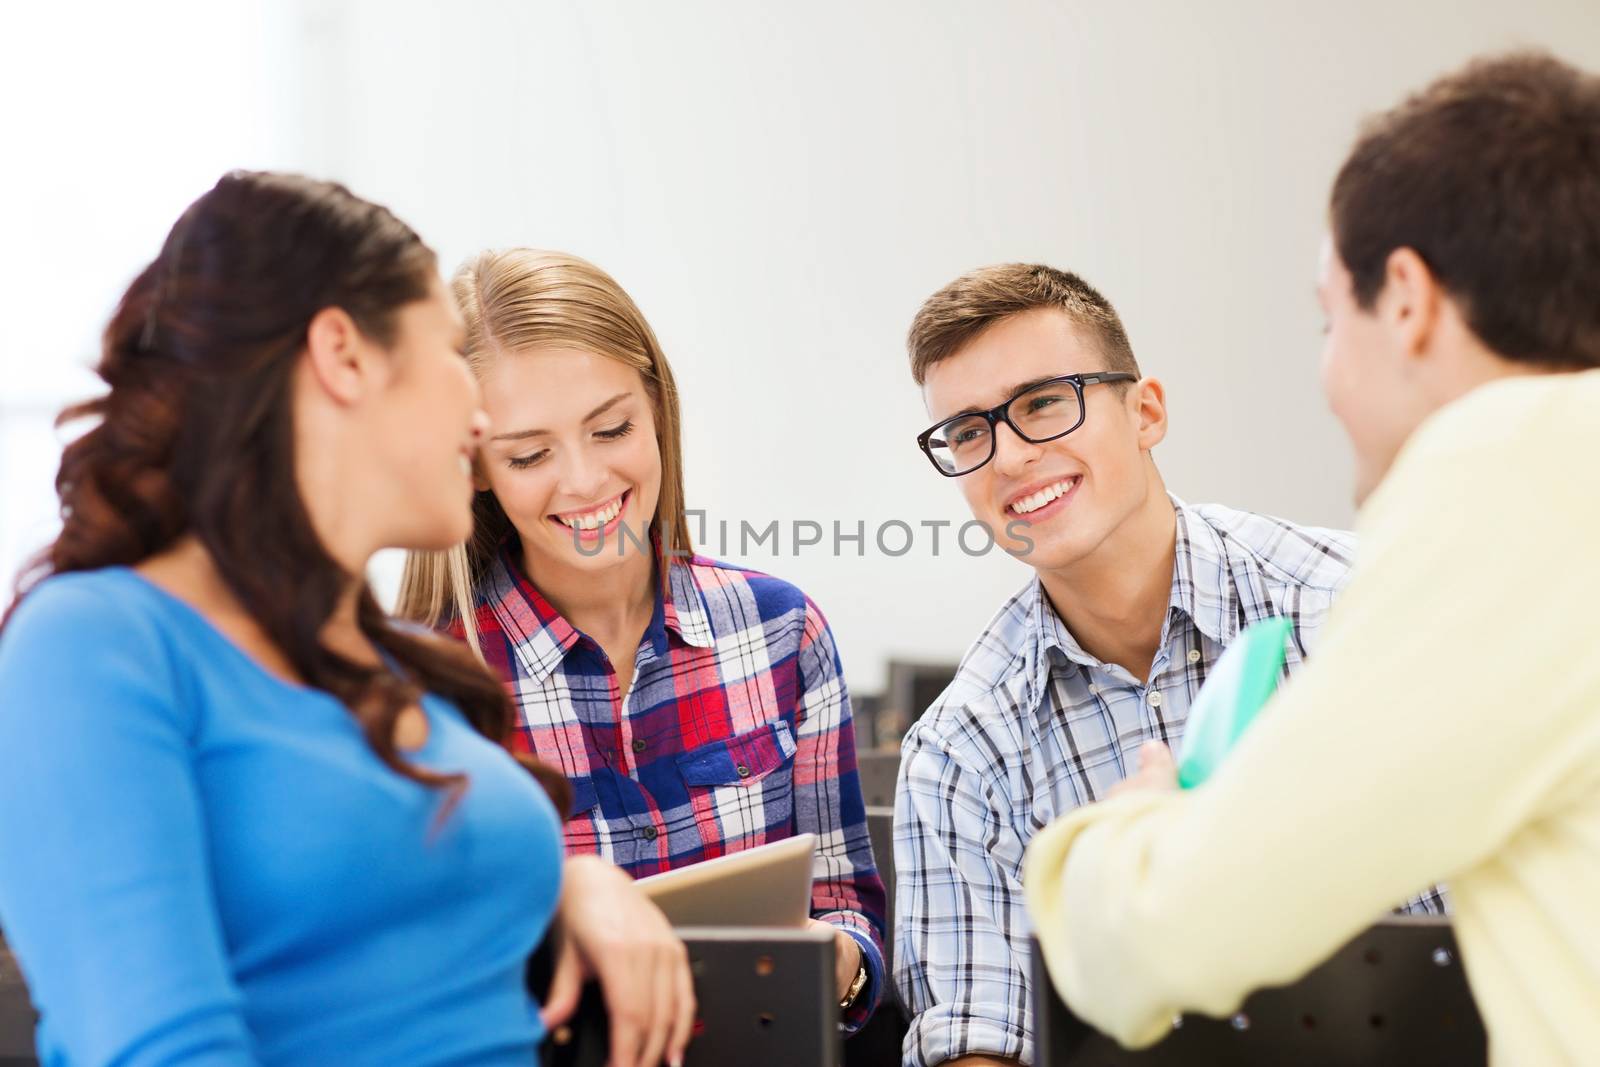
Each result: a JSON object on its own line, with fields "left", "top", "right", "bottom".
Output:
{"left": 396, "top": 249, "right": 693, "bottom": 655}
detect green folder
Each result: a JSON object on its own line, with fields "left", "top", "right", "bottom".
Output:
{"left": 1176, "top": 616, "right": 1294, "bottom": 790}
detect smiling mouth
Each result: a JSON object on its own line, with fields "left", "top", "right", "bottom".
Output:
{"left": 1006, "top": 476, "right": 1080, "bottom": 516}
{"left": 549, "top": 489, "right": 630, "bottom": 532}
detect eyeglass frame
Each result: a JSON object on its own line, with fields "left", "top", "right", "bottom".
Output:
{"left": 915, "top": 372, "right": 1139, "bottom": 477}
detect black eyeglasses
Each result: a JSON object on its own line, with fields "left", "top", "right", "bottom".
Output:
{"left": 916, "top": 372, "right": 1138, "bottom": 477}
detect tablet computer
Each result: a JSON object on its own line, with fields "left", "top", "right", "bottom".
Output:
{"left": 636, "top": 833, "right": 815, "bottom": 929}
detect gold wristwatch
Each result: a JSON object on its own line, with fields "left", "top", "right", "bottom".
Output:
{"left": 839, "top": 960, "right": 870, "bottom": 1010}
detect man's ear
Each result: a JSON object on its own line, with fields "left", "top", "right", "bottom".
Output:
{"left": 1378, "top": 248, "right": 1443, "bottom": 364}
{"left": 1132, "top": 376, "right": 1168, "bottom": 451}
{"left": 303, "top": 306, "right": 375, "bottom": 406}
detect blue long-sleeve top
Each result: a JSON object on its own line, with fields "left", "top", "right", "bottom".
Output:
{"left": 0, "top": 568, "right": 564, "bottom": 1066}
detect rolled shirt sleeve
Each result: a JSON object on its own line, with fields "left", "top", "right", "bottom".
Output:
{"left": 794, "top": 597, "right": 888, "bottom": 1031}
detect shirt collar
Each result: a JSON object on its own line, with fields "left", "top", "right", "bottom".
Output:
{"left": 482, "top": 541, "right": 716, "bottom": 684}
{"left": 482, "top": 542, "right": 582, "bottom": 685}
{"left": 1025, "top": 493, "right": 1238, "bottom": 692}
{"left": 661, "top": 556, "right": 716, "bottom": 650}
{"left": 1168, "top": 494, "right": 1239, "bottom": 646}
{"left": 1018, "top": 578, "right": 1067, "bottom": 713}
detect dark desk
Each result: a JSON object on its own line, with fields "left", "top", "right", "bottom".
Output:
{"left": 544, "top": 925, "right": 840, "bottom": 1067}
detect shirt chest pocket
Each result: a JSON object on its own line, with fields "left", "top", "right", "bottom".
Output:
{"left": 676, "top": 720, "right": 798, "bottom": 847}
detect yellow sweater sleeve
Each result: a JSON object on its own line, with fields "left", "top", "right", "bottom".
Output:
{"left": 1022, "top": 378, "right": 1600, "bottom": 1049}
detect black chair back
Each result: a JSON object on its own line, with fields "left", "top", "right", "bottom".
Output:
{"left": 857, "top": 752, "right": 900, "bottom": 810}
{"left": 885, "top": 661, "right": 958, "bottom": 733}
{"left": 1031, "top": 918, "right": 1487, "bottom": 1065}
{"left": 843, "top": 808, "right": 910, "bottom": 1067}
{"left": 864, "top": 806, "right": 895, "bottom": 969}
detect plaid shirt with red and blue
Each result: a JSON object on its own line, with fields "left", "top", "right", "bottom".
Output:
{"left": 455, "top": 542, "right": 887, "bottom": 1029}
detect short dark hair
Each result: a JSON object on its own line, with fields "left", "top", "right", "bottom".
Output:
{"left": 907, "top": 263, "right": 1140, "bottom": 385}
{"left": 1331, "top": 51, "right": 1600, "bottom": 369}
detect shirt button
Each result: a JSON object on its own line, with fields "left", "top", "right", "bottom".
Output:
{"left": 1147, "top": 691, "right": 1163, "bottom": 708}
{"left": 641, "top": 825, "right": 659, "bottom": 841}
{"left": 735, "top": 763, "right": 751, "bottom": 778}
{"left": 1187, "top": 649, "right": 1202, "bottom": 664}
{"left": 632, "top": 738, "right": 648, "bottom": 753}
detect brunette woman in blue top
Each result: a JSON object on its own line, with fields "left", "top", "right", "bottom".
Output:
{"left": 0, "top": 172, "right": 692, "bottom": 1067}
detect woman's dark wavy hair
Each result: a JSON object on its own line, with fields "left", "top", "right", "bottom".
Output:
{"left": 5, "top": 170, "right": 569, "bottom": 815}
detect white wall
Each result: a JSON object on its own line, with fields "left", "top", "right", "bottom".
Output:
{"left": 4, "top": 0, "right": 1598, "bottom": 692}
{"left": 0, "top": 0, "right": 300, "bottom": 589}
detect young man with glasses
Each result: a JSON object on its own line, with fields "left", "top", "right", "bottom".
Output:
{"left": 891, "top": 263, "right": 1444, "bottom": 1067}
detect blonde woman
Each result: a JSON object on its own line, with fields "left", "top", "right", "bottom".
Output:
{"left": 398, "top": 249, "right": 886, "bottom": 1029}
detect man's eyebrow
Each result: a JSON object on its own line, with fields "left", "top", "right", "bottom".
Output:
{"left": 943, "top": 375, "right": 1064, "bottom": 418}
{"left": 489, "top": 392, "right": 633, "bottom": 442}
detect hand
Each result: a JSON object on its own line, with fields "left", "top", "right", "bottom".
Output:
{"left": 1107, "top": 742, "right": 1179, "bottom": 799}
{"left": 806, "top": 918, "right": 863, "bottom": 1004}
{"left": 541, "top": 856, "right": 695, "bottom": 1067}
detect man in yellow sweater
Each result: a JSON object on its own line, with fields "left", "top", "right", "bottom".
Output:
{"left": 1023, "top": 51, "right": 1600, "bottom": 1065}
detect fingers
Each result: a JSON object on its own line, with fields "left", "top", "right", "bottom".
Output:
{"left": 1108, "top": 742, "right": 1180, "bottom": 798}
{"left": 603, "top": 962, "right": 646, "bottom": 1067}
{"left": 635, "top": 942, "right": 677, "bottom": 1067}
{"left": 606, "top": 1010, "right": 643, "bottom": 1067}
{"left": 562, "top": 858, "right": 694, "bottom": 1066}
{"left": 600, "top": 936, "right": 657, "bottom": 1067}
{"left": 668, "top": 941, "right": 696, "bottom": 1067}
{"left": 1138, "top": 741, "right": 1175, "bottom": 771}
{"left": 540, "top": 935, "right": 584, "bottom": 1031}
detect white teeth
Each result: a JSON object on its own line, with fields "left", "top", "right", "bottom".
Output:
{"left": 557, "top": 494, "right": 624, "bottom": 530}
{"left": 1010, "top": 478, "right": 1076, "bottom": 515}
{"left": 459, "top": 454, "right": 472, "bottom": 477}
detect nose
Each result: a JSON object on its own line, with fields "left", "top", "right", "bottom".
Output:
{"left": 990, "top": 421, "right": 1043, "bottom": 478}
{"left": 467, "top": 408, "right": 490, "bottom": 447}
{"left": 558, "top": 444, "right": 609, "bottom": 502}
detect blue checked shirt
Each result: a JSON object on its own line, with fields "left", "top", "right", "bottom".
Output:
{"left": 892, "top": 498, "right": 1447, "bottom": 1066}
